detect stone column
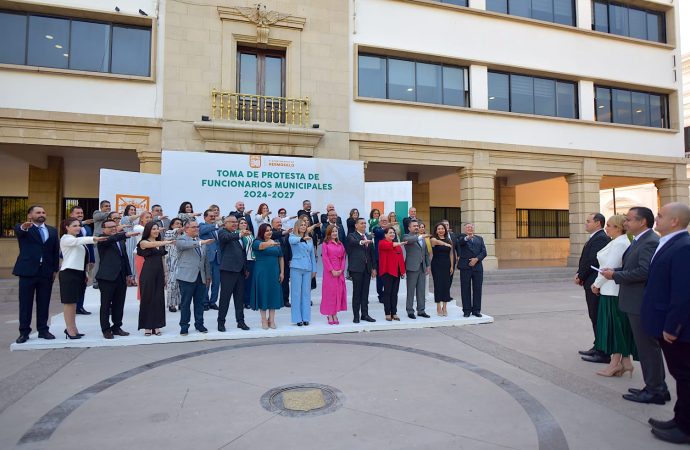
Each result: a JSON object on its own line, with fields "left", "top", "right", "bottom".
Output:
{"left": 655, "top": 164, "right": 690, "bottom": 206}
{"left": 28, "top": 156, "right": 63, "bottom": 227}
{"left": 496, "top": 177, "right": 516, "bottom": 239}
{"left": 458, "top": 151, "right": 497, "bottom": 270}
{"left": 566, "top": 160, "right": 601, "bottom": 267}
{"left": 138, "top": 149, "right": 162, "bottom": 174}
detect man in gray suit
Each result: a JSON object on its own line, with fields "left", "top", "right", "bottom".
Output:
{"left": 175, "top": 221, "right": 213, "bottom": 336}
{"left": 601, "top": 206, "right": 669, "bottom": 404}
{"left": 403, "top": 219, "right": 431, "bottom": 319}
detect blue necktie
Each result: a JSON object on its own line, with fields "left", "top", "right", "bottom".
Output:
{"left": 38, "top": 226, "right": 47, "bottom": 243}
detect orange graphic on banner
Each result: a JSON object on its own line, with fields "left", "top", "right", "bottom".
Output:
{"left": 371, "top": 201, "right": 384, "bottom": 214}
{"left": 115, "top": 194, "right": 150, "bottom": 214}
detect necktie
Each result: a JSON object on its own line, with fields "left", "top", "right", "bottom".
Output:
{"left": 194, "top": 240, "right": 201, "bottom": 257}
{"left": 37, "top": 225, "right": 47, "bottom": 243}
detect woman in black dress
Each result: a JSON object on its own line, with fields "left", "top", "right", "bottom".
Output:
{"left": 137, "top": 222, "right": 173, "bottom": 336}
{"left": 430, "top": 222, "right": 455, "bottom": 317}
{"left": 346, "top": 208, "right": 360, "bottom": 236}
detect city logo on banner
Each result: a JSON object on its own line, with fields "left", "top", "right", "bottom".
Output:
{"left": 116, "top": 194, "right": 149, "bottom": 214}
{"left": 249, "top": 155, "right": 262, "bottom": 169}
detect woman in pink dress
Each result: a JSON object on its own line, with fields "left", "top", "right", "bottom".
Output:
{"left": 320, "top": 224, "right": 347, "bottom": 324}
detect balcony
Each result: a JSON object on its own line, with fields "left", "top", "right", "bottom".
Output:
{"left": 194, "top": 90, "right": 324, "bottom": 157}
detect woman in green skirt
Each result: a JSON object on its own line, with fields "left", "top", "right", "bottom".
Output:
{"left": 591, "top": 214, "right": 637, "bottom": 377}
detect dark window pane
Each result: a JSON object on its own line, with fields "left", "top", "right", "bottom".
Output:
{"left": 265, "top": 56, "right": 283, "bottom": 97}
{"left": 554, "top": 0, "right": 574, "bottom": 25}
{"left": 441, "top": 0, "right": 467, "bottom": 5}
{"left": 486, "top": 0, "right": 508, "bottom": 13}
{"left": 111, "top": 25, "right": 150, "bottom": 76}
{"left": 238, "top": 52, "right": 257, "bottom": 94}
{"left": 0, "top": 12, "right": 27, "bottom": 65}
{"left": 358, "top": 55, "right": 386, "bottom": 99}
{"left": 27, "top": 15, "right": 69, "bottom": 69}
{"left": 488, "top": 72, "right": 509, "bottom": 111}
{"left": 649, "top": 94, "right": 663, "bottom": 128}
{"left": 532, "top": 0, "right": 554, "bottom": 22}
{"left": 533, "top": 78, "right": 555, "bottom": 116}
{"left": 609, "top": 4, "right": 629, "bottom": 36}
{"left": 416, "top": 62, "right": 442, "bottom": 104}
{"left": 556, "top": 82, "right": 577, "bottom": 118}
{"left": 509, "top": 0, "right": 531, "bottom": 18}
{"left": 595, "top": 87, "right": 611, "bottom": 122}
{"left": 388, "top": 59, "right": 415, "bottom": 102}
{"left": 628, "top": 8, "right": 647, "bottom": 40}
{"left": 69, "top": 20, "right": 110, "bottom": 72}
{"left": 592, "top": 1, "right": 608, "bottom": 32}
{"left": 510, "top": 74, "right": 534, "bottom": 114}
{"left": 647, "top": 12, "right": 664, "bottom": 43}
{"left": 442, "top": 66, "right": 465, "bottom": 106}
{"left": 612, "top": 89, "right": 632, "bottom": 124}
{"left": 631, "top": 92, "right": 650, "bottom": 127}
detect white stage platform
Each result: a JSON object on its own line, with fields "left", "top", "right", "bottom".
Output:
{"left": 10, "top": 278, "right": 493, "bottom": 351}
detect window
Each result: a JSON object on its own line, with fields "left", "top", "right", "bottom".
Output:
{"left": 1, "top": 197, "right": 28, "bottom": 238}
{"left": 594, "top": 86, "right": 669, "bottom": 128}
{"left": 685, "top": 126, "right": 690, "bottom": 153}
{"left": 516, "top": 209, "right": 569, "bottom": 238}
{"left": 64, "top": 198, "right": 99, "bottom": 222}
{"left": 0, "top": 10, "right": 152, "bottom": 76}
{"left": 486, "top": 0, "right": 575, "bottom": 26}
{"left": 488, "top": 71, "right": 578, "bottom": 119}
{"left": 591, "top": 1, "right": 666, "bottom": 43}
{"left": 236, "top": 47, "right": 286, "bottom": 122}
{"left": 358, "top": 54, "right": 469, "bottom": 107}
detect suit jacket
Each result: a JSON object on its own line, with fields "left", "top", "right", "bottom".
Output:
{"left": 217, "top": 228, "right": 245, "bottom": 273}
{"left": 345, "top": 231, "right": 377, "bottom": 273}
{"left": 199, "top": 222, "right": 221, "bottom": 265}
{"left": 577, "top": 229, "right": 610, "bottom": 288}
{"left": 229, "top": 210, "right": 254, "bottom": 235}
{"left": 298, "top": 209, "right": 321, "bottom": 241}
{"left": 92, "top": 210, "right": 109, "bottom": 235}
{"left": 378, "top": 239, "right": 405, "bottom": 277}
{"left": 613, "top": 229, "right": 659, "bottom": 314}
{"left": 323, "top": 221, "right": 346, "bottom": 244}
{"left": 175, "top": 234, "right": 211, "bottom": 283}
{"left": 402, "top": 233, "right": 430, "bottom": 272}
{"left": 271, "top": 227, "right": 292, "bottom": 262}
{"left": 641, "top": 232, "right": 690, "bottom": 342}
{"left": 60, "top": 235, "right": 95, "bottom": 271}
{"left": 77, "top": 223, "right": 95, "bottom": 263}
{"left": 455, "top": 234, "right": 487, "bottom": 271}
{"left": 12, "top": 223, "right": 60, "bottom": 277}
{"left": 95, "top": 233, "right": 131, "bottom": 281}
{"left": 402, "top": 216, "right": 416, "bottom": 235}
{"left": 288, "top": 235, "right": 317, "bottom": 271}
{"left": 152, "top": 215, "right": 171, "bottom": 230}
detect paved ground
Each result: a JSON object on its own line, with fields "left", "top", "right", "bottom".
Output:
{"left": 0, "top": 278, "right": 677, "bottom": 450}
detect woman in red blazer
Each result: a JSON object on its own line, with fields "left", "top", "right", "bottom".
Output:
{"left": 378, "top": 227, "right": 407, "bottom": 321}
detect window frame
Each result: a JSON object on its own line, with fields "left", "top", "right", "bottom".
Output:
{"left": 590, "top": 0, "right": 666, "bottom": 43}
{"left": 516, "top": 209, "right": 570, "bottom": 238}
{"left": 486, "top": 0, "right": 576, "bottom": 26}
{"left": 594, "top": 85, "right": 670, "bottom": 129}
{"left": 236, "top": 46, "right": 286, "bottom": 97}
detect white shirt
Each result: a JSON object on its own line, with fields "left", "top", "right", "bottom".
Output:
{"left": 652, "top": 230, "right": 688, "bottom": 261}
{"left": 633, "top": 228, "right": 652, "bottom": 242}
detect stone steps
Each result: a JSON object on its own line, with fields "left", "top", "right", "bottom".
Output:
{"left": 483, "top": 267, "right": 573, "bottom": 285}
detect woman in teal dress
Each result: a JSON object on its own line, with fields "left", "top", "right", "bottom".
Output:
{"left": 250, "top": 223, "right": 284, "bottom": 329}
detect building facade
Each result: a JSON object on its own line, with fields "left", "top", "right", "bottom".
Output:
{"left": 0, "top": 0, "right": 687, "bottom": 271}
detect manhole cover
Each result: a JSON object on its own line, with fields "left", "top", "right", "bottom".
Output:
{"left": 260, "top": 383, "right": 343, "bottom": 417}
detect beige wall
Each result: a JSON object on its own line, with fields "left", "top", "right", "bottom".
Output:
{"left": 429, "top": 174, "right": 461, "bottom": 207}
{"left": 63, "top": 155, "right": 140, "bottom": 198}
{"left": 0, "top": 154, "right": 28, "bottom": 196}
{"left": 496, "top": 238, "right": 569, "bottom": 261}
{"left": 515, "top": 177, "right": 569, "bottom": 209}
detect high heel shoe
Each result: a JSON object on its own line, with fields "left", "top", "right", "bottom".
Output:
{"left": 621, "top": 364, "right": 634, "bottom": 378}
{"left": 261, "top": 319, "right": 269, "bottom": 330}
{"left": 64, "top": 329, "right": 82, "bottom": 340}
{"left": 269, "top": 319, "right": 276, "bottom": 329}
{"left": 596, "top": 363, "right": 624, "bottom": 377}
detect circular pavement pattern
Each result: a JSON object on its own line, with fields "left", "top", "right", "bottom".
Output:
{"left": 260, "top": 383, "right": 344, "bottom": 417}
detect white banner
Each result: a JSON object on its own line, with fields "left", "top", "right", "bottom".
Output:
{"left": 99, "top": 169, "right": 161, "bottom": 214}
{"left": 160, "top": 151, "right": 364, "bottom": 220}
{"left": 364, "top": 181, "right": 412, "bottom": 221}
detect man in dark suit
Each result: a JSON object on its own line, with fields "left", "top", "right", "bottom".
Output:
{"left": 346, "top": 218, "right": 377, "bottom": 323}
{"left": 455, "top": 223, "right": 487, "bottom": 318}
{"left": 199, "top": 209, "right": 221, "bottom": 311}
{"left": 298, "top": 199, "right": 321, "bottom": 245}
{"left": 13, "top": 205, "right": 60, "bottom": 344}
{"left": 217, "top": 215, "right": 251, "bottom": 331}
{"left": 229, "top": 201, "right": 254, "bottom": 235}
{"left": 601, "top": 207, "right": 669, "bottom": 404}
{"left": 402, "top": 207, "right": 418, "bottom": 235}
{"left": 69, "top": 205, "right": 95, "bottom": 315}
{"left": 640, "top": 202, "right": 690, "bottom": 444}
{"left": 271, "top": 217, "right": 292, "bottom": 307}
{"left": 576, "top": 212, "right": 611, "bottom": 363}
{"left": 95, "top": 219, "right": 137, "bottom": 339}
{"left": 322, "top": 209, "right": 346, "bottom": 244}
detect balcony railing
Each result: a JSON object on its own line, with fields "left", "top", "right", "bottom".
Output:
{"left": 211, "top": 90, "right": 310, "bottom": 126}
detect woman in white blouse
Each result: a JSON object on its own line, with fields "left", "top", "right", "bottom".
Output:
{"left": 253, "top": 202, "right": 271, "bottom": 235}
{"left": 591, "top": 214, "right": 637, "bottom": 377}
{"left": 60, "top": 218, "right": 105, "bottom": 339}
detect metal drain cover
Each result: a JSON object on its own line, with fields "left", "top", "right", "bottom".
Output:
{"left": 260, "top": 383, "right": 343, "bottom": 417}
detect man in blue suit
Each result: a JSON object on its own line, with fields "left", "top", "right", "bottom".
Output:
{"left": 455, "top": 223, "right": 487, "bottom": 318}
{"left": 69, "top": 205, "right": 94, "bottom": 315}
{"left": 13, "top": 205, "right": 60, "bottom": 344}
{"left": 642, "top": 202, "right": 690, "bottom": 444}
{"left": 199, "top": 209, "right": 221, "bottom": 311}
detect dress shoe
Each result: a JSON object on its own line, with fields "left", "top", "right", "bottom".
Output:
{"left": 208, "top": 304, "right": 219, "bottom": 310}
{"left": 629, "top": 388, "right": 671, "bottom": 401}
{"left": 203, "top": 304, "right": 210, "bottom": 311}
{"left": 244, "top": 304, "right": 250, "bottom": 309}
{"left": 38, "top": 331, "right": 55, "bottom": 340}
{"left": 76, "top": 308, "right": 92, "bottom": 315}
{"left": 180, "top": 328, "right": 189, "bottom": 336}
{"left": 361, "top": 315, "right": 376, "bottom": 322}
{"left": 15, "top": 334, "right": 29, "bottom": 344}
{"left": 196, "top": 326, "right": 208, "bottom": 333}
{"left": 237, "top": 322, "right": 249, "bottom": 331}
{"left": 103, "top": 330, "right": 114, "bottom": 339}
{"left": 581, "top": 353, "right": 611, "bottom": 364}
{"left": 112, "top": 329, "right": 130, "bottom": 337}
{"left": 651, "top": 426, "right": 690, "bottom": 444}
{"left": 578, "top": 346, "right": 597, "bottom": 356}
{"left": 472, "top": 312, "right": 482, "bottom": 318}
{"left": 92, "top": 283, "right": 99, "bottom": 289}
{"left": 649, "top": 418, "right": 677, "bottom": 430}
{"left": 417, "top": 312, "right": 430, "bottom": 318}
{"left": 622, "top": 390, "right": 667, "bottom": 405}
{"left": 303, "top": 321, "right": 309, "bottom": 326}
{"left": 297, "top": 322, "right": 303, "bottom": 327}
{"left": 284, "top": 301, "right": 291, "bottom": 307}
{"left": 353, "top": 317, "right": 360, "bottom": 323}
{"left": 168, "top": 306, "right": 177, "bottom": 313}
{"left": 463, "top": 312, "right": 471, "bottom": 318}
{"left": 218, "top": 324, "right": 226, "bottom": 332}
{"left": 408, "top": 313, "right": 416, "bottom": 319}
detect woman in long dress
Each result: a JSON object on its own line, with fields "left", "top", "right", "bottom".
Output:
{"left": 137, "top": 222, "right": 173, "bottom": 336}
{"left": 430, "top": 222, "right": 454, "bottom": 317}
{"left": 250, "top": 223, "right": 284, "bottom": 329}
{"left": 133, "top": 211, "right": 152, "bottom": 300}
{"left": 164, "top": 218, "right": 184, "bottom": 312}
{"left": 591, "top": 214, "right": 637, "bottom": 377}
{"left": 321, "top": 224, "right": 348, "bottom": 324}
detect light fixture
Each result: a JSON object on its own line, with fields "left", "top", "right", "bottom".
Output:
{"left": 489, "top": 96, "right": 495, "bottom": 100}
{"left": 55, "top": 44, "right": 62, "bottom": 49}
{"left": 406, "top": 87, "right": 414, "bottom": 92}
{"left": 63, "top": 53, "right": 69, "bottom": 57}
{"left": 597, "top": 105, "right": 604, "bottom": 109}
{"left": 635, "top": 109, "right": 643, "bottom": 113}
{"left": 45, "top": 34, "right": 53, "bottom": 40}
